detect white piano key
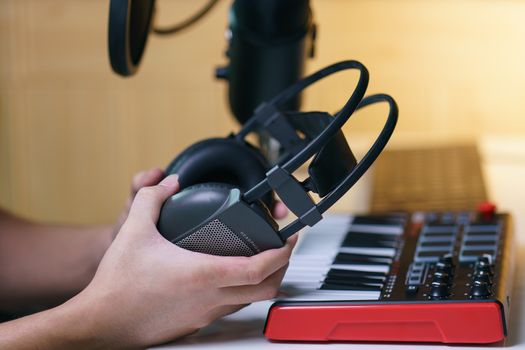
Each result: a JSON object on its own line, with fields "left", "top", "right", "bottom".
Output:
{"left": 339, "top": 246, "right": 396, "bottom": 257}
{"left": 279, "top": 287, "right": 381, "bottom": 301}
{"left": 310, "top": 214, "right": 352, "bottom": 229}
{"left": 286, "top": 262, "right": 389, "bottom": 273}
{"left": 281, "top": 280, "right": 323, "bottom": 288}
{"left": 282, "top": 276, "right": 384, "bottom": 286}
{"left": 278, "top": 213, "right": 399, "bottom": 303}
{"left": 294, "top": 234, "right": 345, "bottom": 255}
{"left": 349, "top": 224, "right": 404, "bottom": 235}
{"left": 331, "top": 263, "right": 390, "bottom": 274}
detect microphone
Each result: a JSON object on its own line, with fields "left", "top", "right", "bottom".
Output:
{"left": 215, "top": 0, "right": 316, "bottom": 125}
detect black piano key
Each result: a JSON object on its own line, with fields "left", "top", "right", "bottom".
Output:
{"left": 334, "top": 252, "right": 392, "bottom": 265}
{"left": 327, "top": 268, "right": 387, "bottom": 278}
{"left": 342, "top": 232, "right": 398, "bottom": 248}
{"left": 320, "top": 282, "right": 383, "bottom": 291}
{"left": 344, "top": 231, "right": 398, "bottom": 242}
{"left": 352, "top": 215, "right": 406, "bottom": 226}
{"left": 342, "top": 239, "right": 397, "bottom": 249}
{"left": 324, "top": 275, "right": 384, "bottom": 285}
{"left": 323, "top": 278, "right": 383, "bottom": 288}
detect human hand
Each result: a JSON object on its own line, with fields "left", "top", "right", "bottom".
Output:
{"left": 112, "top": 168, "right": 165, "bottom": 238}
{"left": 113, "top": 168, "right": 287, "bottom": 235}
{"left": 272, "top": 201, "right": 288, "bottom": 220}
{"left": 69, "top": 174, "right": 296, "bottom": 348}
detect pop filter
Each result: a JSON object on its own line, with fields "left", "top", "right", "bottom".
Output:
{"left": 108, "top": 0, "right": 156, "bottom": 76}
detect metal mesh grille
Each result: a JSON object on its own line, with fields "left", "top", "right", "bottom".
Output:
{"left": 176, "top": 219, "right": 255, "bottom": 256}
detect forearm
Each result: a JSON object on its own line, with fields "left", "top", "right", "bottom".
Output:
{"left": 0, "top": 209, "right": 114, "bottom": 312}
{"left": 0, "top": 293, "right": 111, "bottom": 350}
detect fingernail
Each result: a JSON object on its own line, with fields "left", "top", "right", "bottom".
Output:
{"left": 159, "top": 174, "right": 179, "bottom": 187}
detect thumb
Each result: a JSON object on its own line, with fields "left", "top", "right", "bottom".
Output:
{"left": 128, "top": 174, "right": 179, "bottom": 224}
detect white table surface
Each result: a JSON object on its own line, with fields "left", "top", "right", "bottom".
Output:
{"left": 154, "top": 137, "right": 525, "bottom": 349}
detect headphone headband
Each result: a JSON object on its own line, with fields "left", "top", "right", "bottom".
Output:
{"left": 238, "top": 61, "right": 397, "bottom": 239}
{"left": 238, "top": 60, "right": 369, "bottom": 172}
{"left": 279, "top": 93, "right": 398, "bottom": 239}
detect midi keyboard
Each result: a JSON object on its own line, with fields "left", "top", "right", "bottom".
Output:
{"left": 265, "top": 210, "right": 514, "bottom": 344}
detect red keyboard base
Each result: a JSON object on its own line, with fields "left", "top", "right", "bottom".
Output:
{"left": 264, "top": 302, "right": 505, "bottom": 344}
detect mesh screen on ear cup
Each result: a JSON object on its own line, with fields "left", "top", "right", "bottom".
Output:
{"left": 175, "top": 219, "right": 257, "bottom": 257}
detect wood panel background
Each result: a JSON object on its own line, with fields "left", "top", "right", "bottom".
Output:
{"left": 1, "top": 0, "right": 525, "bottom": 224}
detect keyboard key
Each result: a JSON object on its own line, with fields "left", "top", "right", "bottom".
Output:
{"left": 320, "top": 283, "right": 383, "bottom": 291}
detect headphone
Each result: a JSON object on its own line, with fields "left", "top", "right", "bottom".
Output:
{"left": 157, "top": 60, "right": 398, "bottom": 256}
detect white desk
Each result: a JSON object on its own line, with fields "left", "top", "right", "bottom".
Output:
{"left": 155, "top": 138, "right": 525, "bottom": 349}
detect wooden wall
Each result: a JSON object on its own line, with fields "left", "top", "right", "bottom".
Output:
{"left": 1, "top": 0, "right": 525, "bottom": 224}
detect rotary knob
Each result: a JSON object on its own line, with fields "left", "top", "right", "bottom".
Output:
{"left": 435, "top": 261, "right": 453, "bottom": 275}
{"left": 477, "top": 255, "right": 492, "bottom": 265}
{"left": 473, "top": 270, "right": 493, "bottom": 285}
{"left": 433, "top": 270, "right": 451, "bottom": 284}
{"left": 473, "top": 275, "right": 493, "bottom": 285}
{"left": 470, "top": 280, "right": 492, "bottom": 298}
{"left": 474, "top": 262, "right": 493, "bottom": 275}
{"left": 440, "top": 254, "right": 454, "bottom": 267}
{"left": 429, "top": 281, "right": 449, "bottom": 299}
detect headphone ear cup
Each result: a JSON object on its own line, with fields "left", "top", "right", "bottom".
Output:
{"left": 158, "top": 182, "right": 283, "bottom": 256}
{"left": 165, "top": 137, "right": 275, "bottom": 209}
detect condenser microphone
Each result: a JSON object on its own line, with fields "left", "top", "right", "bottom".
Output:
{"left": 215, "top": 0, "right": 316, "bottom": 125}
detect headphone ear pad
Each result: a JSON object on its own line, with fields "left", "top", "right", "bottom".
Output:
{"left": 165, "top": 138, "right": 274, "bottom": 209}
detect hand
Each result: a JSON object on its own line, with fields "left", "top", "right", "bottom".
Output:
{"left": 112, "top": 168, "right": 165, "bottom": 238}
{"left": 113, "top": 168, "right": 287, "bottom": 235}
{"left": 69, "top": 174, "right": 296, "bottom": 348}
{"left": 272, "top": 201, "right": 288, "bottom": 220}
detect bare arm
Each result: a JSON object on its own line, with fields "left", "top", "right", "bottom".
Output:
{"left": 0, "top": 210, "right": 113, "bottom": 312}
{"left": 0, "top": 174, "right": 296, "bottom": 349}
{"left": 0, "top": 168, "right": 165, "bottom": 314}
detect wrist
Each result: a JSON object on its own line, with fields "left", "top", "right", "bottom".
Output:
{"left": 49, "top": 291, "right": 109, "bottom": 349}
{"left": 60, "top": 284, "right": 145, "bottom": 350}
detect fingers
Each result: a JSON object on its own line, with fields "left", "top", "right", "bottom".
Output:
{"left": 131, "top": 168, "right": 164, "bottom": 196}
{"left": 128, "top": 174, "right": 179, "bottom": 223}
{"left": 272, "top": 201, "right": 288, "bottom": 220}
{"left": 206, "top": 235, "right": 297, "bottom": 288}
{"left": 219, "top": 265, "right": 288, "bottom": 305}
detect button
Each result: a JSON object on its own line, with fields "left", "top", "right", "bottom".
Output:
{"left": 425, "top": 212, "right": 439, "bottom": 223}
{"left": 470, "top": 280, "right": 491, "bottom": 298}
{"left": 441, "top": 212, "right": 455, "bottom": 224}
{"left": 429, "top": 281, "right": 449, "bottom": 299}
{"left": 477, "top": 201, "right": 496, "bottom": 221}
{"left": 405, "top": 285, "right": 419, "bottom": 295}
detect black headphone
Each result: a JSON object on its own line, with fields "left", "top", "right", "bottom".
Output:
{"left": 157, "top": 60, "right": 398, "bottom": 256}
